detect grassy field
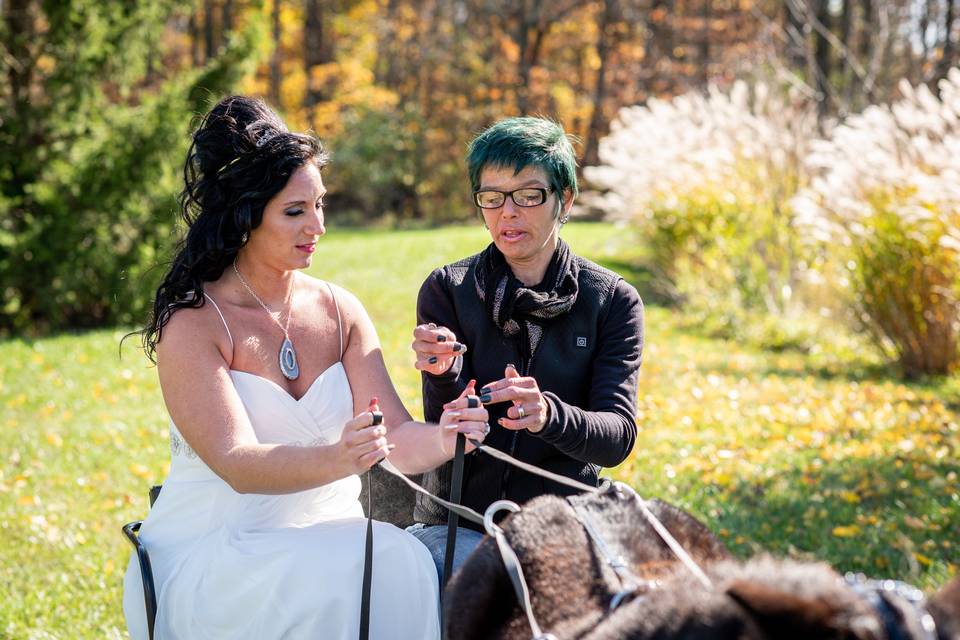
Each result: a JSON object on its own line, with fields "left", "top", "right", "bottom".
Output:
{"left": 1, "top": 223, "right": 958, "bottom": 638}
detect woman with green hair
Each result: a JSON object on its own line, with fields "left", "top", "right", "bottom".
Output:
{"left": 408, "top": 116, "right": 645, "bottom": 584}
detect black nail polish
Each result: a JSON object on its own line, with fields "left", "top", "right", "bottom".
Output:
{"left": 428, "top": 356, "right": 438, "bottom": 364}
{"left": 479, "top": 386, "right": 491, "bottom": 396}
{"left": 436, "top": 335, "right": 447, "bottom": 343}
{"left": 480, "top": 393, "right": 492, "bottom": 404}
{"left": 452, "top": 343, "right": 464, "bottom": 352}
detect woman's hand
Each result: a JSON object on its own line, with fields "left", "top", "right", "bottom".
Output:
{"left": 336, "top": 398, "right": 393, "bottom": 475}
{"left": 479, "top": 365, "right": 549, "bottom": 433}
{"left": 412, "top": 323, "right": 467, "bottom": 376}
{"left": 439, "top": 380, "right": 489, "bottom": 455}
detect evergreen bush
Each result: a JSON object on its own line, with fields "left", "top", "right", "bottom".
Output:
{"left": 0, "top": 2, "right": 263, "bottom": 335}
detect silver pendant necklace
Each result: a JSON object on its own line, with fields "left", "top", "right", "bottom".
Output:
{"left": 233, "top": 260, "right": 300, "bottom": 381}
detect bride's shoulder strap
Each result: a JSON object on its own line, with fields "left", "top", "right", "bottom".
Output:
{"left": 202, "top": 291, "right": 236, "bottom": 355}
{"left": 326, "top": 281, "right": 344, "bottom": 360}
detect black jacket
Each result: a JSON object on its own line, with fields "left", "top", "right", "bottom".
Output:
{"left": 414, "top": 250, "right": 644, "bottom": 530}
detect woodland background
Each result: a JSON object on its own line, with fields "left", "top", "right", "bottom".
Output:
{"left": 3, "top": 0, "right": 959, "bottom": 341}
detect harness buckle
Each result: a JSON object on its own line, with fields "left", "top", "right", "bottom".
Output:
{"left": 484, "top": 500, "right": 521, "bottom": 536}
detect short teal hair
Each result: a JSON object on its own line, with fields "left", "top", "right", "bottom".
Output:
{"left": 467, "top": 116, "right": 579, "bottom": 201}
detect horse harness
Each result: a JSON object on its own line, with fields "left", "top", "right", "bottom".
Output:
{"left": 844, "top": 573, "right": 938, "bottom": 640}
{"left": 358, "top": 418, "right": 715, "bottom": 640}
{"left": 360, "top": 426, "right": 940, "bottom": 640}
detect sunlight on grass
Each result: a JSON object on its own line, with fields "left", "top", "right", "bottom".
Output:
{"left": 1, "top": 222, "right": 957, "bottom": 637}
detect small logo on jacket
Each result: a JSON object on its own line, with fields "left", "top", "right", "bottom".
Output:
{"left": 575, "top": 336, "right": 588, "bottom": 348}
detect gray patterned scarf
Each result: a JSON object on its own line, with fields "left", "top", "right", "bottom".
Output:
{"left": 473, "top": 239, "right": 579, "bottom": 360}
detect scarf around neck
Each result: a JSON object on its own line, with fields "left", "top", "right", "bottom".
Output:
{"left": 473, "top": 238, "right": 580, "bottom": 361}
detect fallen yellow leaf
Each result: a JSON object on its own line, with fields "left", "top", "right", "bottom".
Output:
{"left": 832, "top": 525, "right": 861, "bottom": 538}
{"left": 839, "top": 490, "right": 861, "bottom": 504}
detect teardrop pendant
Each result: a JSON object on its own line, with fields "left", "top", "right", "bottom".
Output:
{"left": 279, "top": 336, "right": 300, "bottom": 381}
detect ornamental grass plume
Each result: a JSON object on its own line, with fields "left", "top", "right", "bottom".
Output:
{"left": 584, "top": 81, "right": 819, "bottom": 322}
{"left": 793, "top": 68, "right": 960, "bottom": 377}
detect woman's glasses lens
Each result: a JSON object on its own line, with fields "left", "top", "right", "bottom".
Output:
{"left": 475, "top": 192, "right": 505, "bottom": 208}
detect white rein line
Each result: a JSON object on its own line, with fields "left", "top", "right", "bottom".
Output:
{"left": 378, "top": 440, "right": 715, "bottom": 592}
{"left": 468, "top": 439, "right": 715, "bottom": 591}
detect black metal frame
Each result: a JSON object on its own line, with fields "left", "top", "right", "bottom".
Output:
{"left": 122, "top": 485, "right": 162, "bottom": 640}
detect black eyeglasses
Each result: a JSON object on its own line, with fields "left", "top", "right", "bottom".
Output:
{"left": 473, "top": 187, "right": 554, "bottom": 209}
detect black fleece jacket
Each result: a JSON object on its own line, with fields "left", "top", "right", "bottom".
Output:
{"left": 414, "top": 250, "right": 644, "bottom": 531}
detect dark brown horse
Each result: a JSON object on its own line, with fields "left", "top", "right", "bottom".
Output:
{"left": 443, "top": 487, "right": 960, "bottom": 640}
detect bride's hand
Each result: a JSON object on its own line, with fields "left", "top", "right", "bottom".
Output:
{"left": 439, "top": 380, "right": 489, "bottom": 456}
{"left": 336, "top": 398, "right": 393, "bottom": 475}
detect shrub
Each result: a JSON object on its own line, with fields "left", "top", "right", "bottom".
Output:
{"left": 0, "top": 5, "right": 262, "bottom": 335}
{"left": 584, "top": 81, "right": 819, "bottom": 322}
{"left": 793, "top": 69, "right": 960, "bottom": 377}
{"left": 324, "top": 102, "right": 472, "bottom": 226}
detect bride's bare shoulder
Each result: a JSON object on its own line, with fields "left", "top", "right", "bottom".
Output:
{"left": 156, "top": 292, "right": 233, "bottom": 364}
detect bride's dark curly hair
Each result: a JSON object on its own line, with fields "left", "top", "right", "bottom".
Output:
{"left": 141, "top": 95, "right": 328, "bottom": 362}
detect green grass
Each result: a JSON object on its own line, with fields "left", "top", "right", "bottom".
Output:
{"left": 1, "top": 223, "right": 958, "bottom": 638}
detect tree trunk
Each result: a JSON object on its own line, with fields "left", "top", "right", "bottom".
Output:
{"left": 304, "top": 0, "right": 332, "bottom": 108}
{"left": 858, "top": 0, "right": 875, "bottom": 94}
{"left": 222, "top": 0, "right": 234, "bottom": 39}
{"left": 643, "top": 0, "right": 673, "bottom": 98}
{"left": 269, "top": 0, "right": 282, "bottom": 104}
{"left": 189, "top": 9, "right": 203, "bottom": 66}
{"left": 584, "top": 0, "right": 617, "bottom": 167}
{"left": 839, "top": 0, "right": 855, "bottom": 109}
{"left": 934, "top": 0, "right": 958, "bottom": 90}
{"left": 783, "top": 0, "right": 806, "bottom": 69}
{"left": 700, "top": 0, "right": 711, "bottom": 86}
{"left": 858, "top": 0, "right": 873, "bottom": 61}
{"left": 204, "top": 0, "right": 216, "bottom": 60}
{"left": 814, "top": 0, "right": 832, "bottom": 120}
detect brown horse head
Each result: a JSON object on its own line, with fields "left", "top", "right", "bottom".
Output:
{"left": 443, "top": 486, "right": 730, "bottom": 639}
{"left": 586, "top": 559, "right": 960, "bottom": 640}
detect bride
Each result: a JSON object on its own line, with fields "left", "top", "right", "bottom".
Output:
{"left": 123, "top": 95, "right": 489, "bottom": 639}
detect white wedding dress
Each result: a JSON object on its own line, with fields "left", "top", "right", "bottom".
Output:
{"left": 123, "top": 292, "right": 440, "bottom": 639}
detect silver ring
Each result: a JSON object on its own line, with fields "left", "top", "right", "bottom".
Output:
{"left": 517, "top": 405, "right": 525, "bottom": 419}
{"left": 483, "top": 423, "right": 490, "bottom": 436}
